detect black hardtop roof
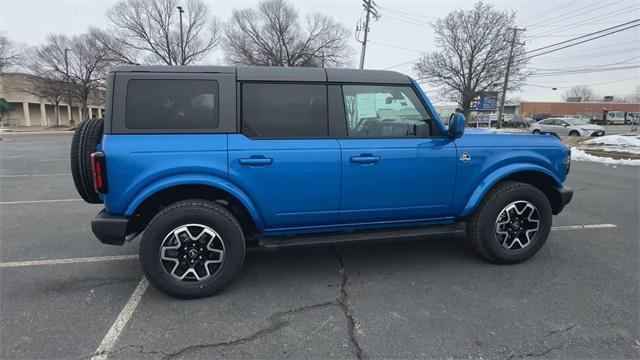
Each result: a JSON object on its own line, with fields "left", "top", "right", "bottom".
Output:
{"left": 109, "top": 65, "right": 411, "bottom": 84}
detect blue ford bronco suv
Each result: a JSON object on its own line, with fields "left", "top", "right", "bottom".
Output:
{"left": 71, "top": 65, "right": 572, "bottom": 298}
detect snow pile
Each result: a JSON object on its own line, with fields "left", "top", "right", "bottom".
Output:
{"left": 570, "top": 147, "right": 640, "bottom": 166}
{"left": 583, "top": 135, "right": 640, "bottom": 147}
{"left": 476, "top": 127, "right": 526, "bottom": 134}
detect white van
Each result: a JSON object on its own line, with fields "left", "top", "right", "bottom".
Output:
{"left": 606, "top": 111, "right": 626, "bottom": 125}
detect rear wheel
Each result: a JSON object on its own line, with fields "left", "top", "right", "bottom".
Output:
{"left": 140, "top": 200, "right": 245, "bottom": 298}
{"left": 532, "top": 129, "right": 541, "bottom": 134}
{"left": 70, "top": 118, "right": 103, "bottom": 203}
{"left": 568, "top": 130, "right": 580, "bottom": 137}
{"left": 467, "top": 181, "right": 552, "bottom": 264}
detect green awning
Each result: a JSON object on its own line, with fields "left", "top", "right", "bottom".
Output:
{"left": 0, "top": 98, "right": 14, "bottom": 112}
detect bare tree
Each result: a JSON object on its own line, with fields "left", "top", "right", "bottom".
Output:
{"left": 223, "top": 0, "right": 351, "bottom": 67}
{"left": 562, "top": 85, "right": 596, "bottom": 102}
{"left": 413, "top": 2, "right": 528, "bottom": 120}
{"left": 0, "top": 34, "right": 24, "bottom": 73}
{"left": 106, "top": 0, "right": 220, "bottom": 65}
{"left": 31, "top": 33, "right": 114, "bottom": 123}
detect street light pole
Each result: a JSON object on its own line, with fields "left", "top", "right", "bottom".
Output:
{"left": 177, "top": 5, "right": 184, "bottom": 65}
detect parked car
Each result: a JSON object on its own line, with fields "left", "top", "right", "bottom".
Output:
{"left": 530, "top": 117, "right": 605, "bottom": 137}
{"left": 531, "top": 113, "right": 551, "bottom": 121}
{"left": 71, "top": 65, "right": 573, "bottom": 298}
{"left": 625, "top": 111, "right": 639, "bottom": 125}
{"left": 507, "top": 116, "right": 535, "bottom": 128}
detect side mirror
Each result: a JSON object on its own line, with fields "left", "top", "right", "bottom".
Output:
{"left": 448, "top": 112, "right": 465, "bottom": 139}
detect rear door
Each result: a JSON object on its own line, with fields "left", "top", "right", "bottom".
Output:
{"left": 228, "top": 82, "right": 341, "bottom": 229}
{"left": 336, "top": 84, "right": 457, "bottom": 223}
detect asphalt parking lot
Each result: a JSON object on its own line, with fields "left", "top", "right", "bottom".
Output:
{"left": 1, "top": 133, "right": 638, "bottom": 360}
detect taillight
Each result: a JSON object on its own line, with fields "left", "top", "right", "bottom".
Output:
{"left": 91, "top": 152, "right": 108, "bottom": 194}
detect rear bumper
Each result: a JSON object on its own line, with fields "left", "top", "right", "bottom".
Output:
{"left": 91, "top": 209, "right": 129, "bottom": 245}
{"left": 553, "top": 186, "right": 573, "bottom": 215}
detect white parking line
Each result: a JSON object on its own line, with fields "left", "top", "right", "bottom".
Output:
{"left": 92, "top": 278, "right": 149, "bottom": 360}
{"left": 551, "top": 223, "right": 617, "bottom": 231}
{"left": 0, "top": 173, "right": 72, "bottom": 178}
{"left": 38, "top": 158, "right": 67, "bottom": 162}
{"left": 0, "top": 199, "right": 83, "bottom": 205}
{"left": 0, "top": 254, "right": 138, "bottom": 268}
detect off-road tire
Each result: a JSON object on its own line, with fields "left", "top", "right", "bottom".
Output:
{"left": 467, "top": 181, "right": 552, "bottom": 264}
{"left": 140, "top": 200, "right": 245, "bottom": 299}
{"left": 70, "top": 118, "right": 103, "bottom": 203}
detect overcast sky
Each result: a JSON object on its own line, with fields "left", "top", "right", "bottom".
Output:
{"left": 1, "top": 0, "right": 639, "bottom": 103}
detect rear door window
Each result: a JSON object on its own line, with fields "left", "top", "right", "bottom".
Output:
{"left": 241, "top": 83, "right": 328, "bottom": 138}
{"left": 125, "top": 79, "right": 219, "bottom": 129}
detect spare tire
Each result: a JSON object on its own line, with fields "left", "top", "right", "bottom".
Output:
{"left": 70, "top": 118, "right": 104, "bottom": 204}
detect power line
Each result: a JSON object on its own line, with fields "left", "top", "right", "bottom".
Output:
{"left": 525, "top": 0, "right": 629, "bottom": 30}
{"left": 529, "top": 65, "right": 640, "bottom": 77}
{"left": 526, "top": 75, "right": 640, "bottom": 89}
{"left": 530, "top": 55, "right": 640, "bottom": 71}
{"left": 524, "top": 22, "right": 640, "bottom": 60}
{"left": 517, "top": 0, "right": 578, "bottom": 26}
{"left": 376, "top": 4, "right": 437, "bottom": 21}
{"left": 527, "top": 3, "right": 639, "bottom": 38}
{"left": 368, "top": 40, "right": 423, "bottom": 53}
{"left": 526, "top": 19, "right": 640, "bottom": 54}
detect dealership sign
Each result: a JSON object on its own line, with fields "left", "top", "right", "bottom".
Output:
{"left": 470, "top": 92, "right": 499, "bottom": 110}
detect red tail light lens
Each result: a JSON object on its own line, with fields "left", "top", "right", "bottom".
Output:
{"left": 90, "top": 152, "right": 108, "bottom": 194}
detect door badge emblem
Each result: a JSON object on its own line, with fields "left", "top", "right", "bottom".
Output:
{"left": 460, "top": 152, "right": 471, "bottom": 162}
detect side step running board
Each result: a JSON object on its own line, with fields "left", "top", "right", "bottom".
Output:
{"left": 257, "top": 223, "right": 466, "bottom": 249}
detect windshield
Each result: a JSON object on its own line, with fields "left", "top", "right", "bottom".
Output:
{"left": 566, "top": 118, "right": 590, "bottom": 125}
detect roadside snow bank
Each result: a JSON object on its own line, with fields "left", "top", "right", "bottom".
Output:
{"left": 583, "top": 134, "right": 640, "bottom": 147}
{"left": 571, "top": 147, "right": 640, "bottom": 166}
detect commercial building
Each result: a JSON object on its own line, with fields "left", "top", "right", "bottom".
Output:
{"left": 0, "top": 72, "right": 105, "bottom": 127}
{"left": 519, "top": 101, "right": 640, "bottom": 119}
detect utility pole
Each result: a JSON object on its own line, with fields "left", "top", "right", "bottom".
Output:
{"left": 356, "top": 0, "right": 379, "bottom": 70}
{"left": 497, "top": 27, "right": 525, "bottom": 129}
{"left": 177, "top": 5, "right": 185, "bottom": 65}
{"left": 64, "top": 48, "right": 73, "bottom": 125}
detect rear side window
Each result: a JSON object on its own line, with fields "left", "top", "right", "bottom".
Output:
{"left": 125, "top": 79, "right": 219, "bottom": 129}
{"left": 241, "top": 83, "right": 328, "bottom": 138}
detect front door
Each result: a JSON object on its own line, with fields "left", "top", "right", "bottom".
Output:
{"left": 228, "top": 82, "right": 341, "bottom": 229}
{"left": 337, "top": 84, "right": 457, "bottom": 224}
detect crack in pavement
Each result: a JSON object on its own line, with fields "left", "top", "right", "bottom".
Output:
{"left": 546, "top": 324, "right": 577, "bottom": 337}
{"left": 90, "top": 247, "right": 365, "bottom": 360}
{"left": 505, "top": 325, "right": 578, "bottom": 360}
{"left": 330, "top": 246, "right": 365, "bottom": 360}
{"left": 506, "top": 343, "right": 566, "bottom": 360}
{"left": 161, "top": 301, "right": 335, "bottom": 359}
{"left": 91, "top": 247, "right": 365, "bottom": 360}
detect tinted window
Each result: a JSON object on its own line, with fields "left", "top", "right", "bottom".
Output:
{"left": 342, "top": 85, "right": 432, "bottom": 138}
{"left": 242, "top": 83, "right": 328, "bottom": 138}
{"left": 126, "top": 79, "right": 218, "bottom": 129}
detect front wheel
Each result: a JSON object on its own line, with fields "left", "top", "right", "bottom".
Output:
{"left": 140, "top": 200, "right": 245, "bottom": 298}
{"left": 467, "top": 181, "right": 552, "bottom": 264}
{"left": 532, "top": 129, "right": 541, "bottom": 134}
{"left": 568, "top": 130, "right": 580, "bottom": 137}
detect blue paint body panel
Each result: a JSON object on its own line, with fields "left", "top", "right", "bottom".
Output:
{"left": 227, "top": 134, "right": 341, "bottom": 228}
{"left": 100, "top": 78, "right": 570, "bottom": 237}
